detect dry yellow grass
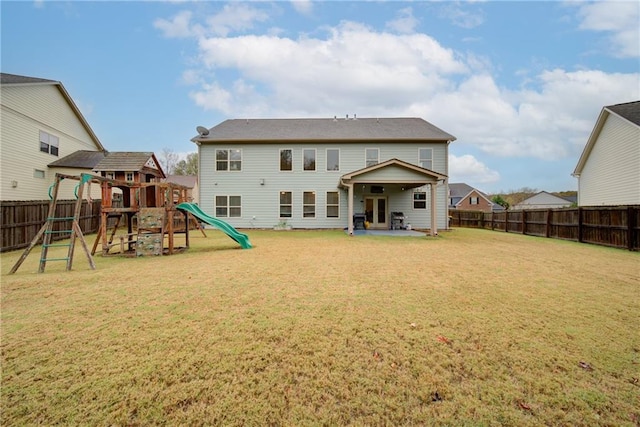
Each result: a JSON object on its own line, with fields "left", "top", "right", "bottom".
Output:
{"left": 1, "top": 228, "right": 639, "bottom": 425}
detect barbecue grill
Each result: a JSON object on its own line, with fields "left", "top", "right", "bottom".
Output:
{"left": 391, "top": 212, "right": 405, "bottom": 230}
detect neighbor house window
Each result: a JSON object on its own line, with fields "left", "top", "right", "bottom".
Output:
{"left": 326, "top": 191, "right": 339, "bottom": 218}
{"left": 303, "top": 191, "right": 315, "bottom": 218}
{"left": 413, "top": 192, "right": 427, "bottom": 209}
{"left": 280, "top": 149, "right": 292, "bottom": 171}
{"left": 303, "top": 149, "right": 316, "bottom": 171}
{"left": 125, "top": 172, "right": 134, "bottom": 181}
{"left": 39, "top": 131, "right": 59, "bottom": 156}
{"left": 280, "top": 191, "right": 292, "bottom": 218}
{"left": 34, "top": 169, "right": 45, "bottom": 179}
{"left": 366, "top": 148, "right": 379, "bottom": 167}
{"left": 419, "top": 148, "right": 432, "bottom": 170}
{"left": 470, "top": 196, "right": 479, "bottom": 205}
{"left": 216, "top": 195, "right": 241, "bottom": 217}
{"left": 326, "top": 149, "right": 340, "bottom": 171}
{"left": 216, "top": 149, "right": 242, "bottom": 171}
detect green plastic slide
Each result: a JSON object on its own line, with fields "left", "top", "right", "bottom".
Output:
{"left": 176, "top": 203, "right": 252, "bottom": 249}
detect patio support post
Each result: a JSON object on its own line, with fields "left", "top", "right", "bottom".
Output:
{"left": 430, "top": 182, "right": 438, "bottom": 236}
{"left": 347, "top": 183, "right": 354, "bottom": 235}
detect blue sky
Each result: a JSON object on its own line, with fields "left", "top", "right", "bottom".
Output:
{"left": 2, "top": 1, "right": 638, "bottom": 193}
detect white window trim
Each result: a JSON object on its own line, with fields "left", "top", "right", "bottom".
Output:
{"left": 215, "top": 148, "right": 243, "bottom": 172}
{"left": 419, "top": 147, "right": 433, "bottom": 170}
{"left": 279, "top": 148, "right": 293, "bottom": 172}
{"left": 365, "top": 148, "right": 379, "bottom": 167}
{"left": 413, "top": 191, "right": 427, "bottom": 210}
{"left": 39, "top": 130, "right": 59, "bottom": 156}
{"left": 303, "top": 191, "right": 316, "bottom": 218}
{"left": 215, "top": 195, "right": 242, "bottom": 218}
{"left": 326, "top": 148, "right": 340, "bottom": 172}
{"left": 279, "top": 190, "right": 293, "bottom": 218}
{"left": 326, "top": 191, "right": 340, "bottom": 218}
{"left": 303, "top": 148, "right": 317, "bottom": 172}
{"left": 125, "top": 171, "right": 134, "bottom": 181}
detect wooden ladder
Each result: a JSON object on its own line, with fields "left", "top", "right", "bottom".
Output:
{"left": 10, "top": 173, "right": 96, "bottom": 274}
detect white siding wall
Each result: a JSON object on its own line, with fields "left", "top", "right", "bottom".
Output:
{"left": 579, "top": 114, "right": 640, "bottom": 206}
{"left": 0, "top": 85, "right": 101, "bottom": 201}
{"left": 199, "top": 141, "right": 449, "bottom": 229}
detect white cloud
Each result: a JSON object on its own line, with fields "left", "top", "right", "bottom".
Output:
{"left": 385, "top": 7, "right": 419, "bottom": 34}
{"left": 438, "top": 3, "right": 485, "bottom": 29}
{"left": 575, "top": 0, "right": 639, "bottom": 58}
{"left": 154, "top": 10, "right": 199, "bottom": 38}
{"left": 171, "top": 15, "right": 639, "bottom": 162}
{"left": 291, "top": 0, "right": 313, "bottom": 16}
{"left": 205, "top": 3, "right": 269, "bottom": 37}
{"left": 449, "top": 154, "right": 500, "bottom": 185}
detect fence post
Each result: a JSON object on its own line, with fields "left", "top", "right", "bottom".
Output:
{"left": 522, "top": 210, "right": 526, "bottom": 235}
{"left": 577, "top": 207, "right": 583, "bottom": 243}
{"left": 505, "top": 211, "right": 509, "bottom": 233}
{"left": 491, "top": 211, "right": 495, "bottom": 230}
{"left": 545, "top": 209, "right": 552, "bottom": 238}
{"left": 628, "top": 206, "right": 636, "bottom": 251}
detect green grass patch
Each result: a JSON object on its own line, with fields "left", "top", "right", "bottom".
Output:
{"left": 1, "top": 228, "right": 639, "bottom": 425}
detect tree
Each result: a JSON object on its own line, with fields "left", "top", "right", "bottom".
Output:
{"left": 491, "top": 194, "right": 509, "bottom": 210}
{"left": 174, "top": 152, "right": 198, "bottom": 175}
{"left": 160, "top": 147, "right": 179, "bottom": 175}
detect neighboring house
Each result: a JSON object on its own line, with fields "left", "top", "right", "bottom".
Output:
{"left": 573, "top": 100, "right": 640, "bottom": 206}
{"left": 512, "top": 191, "right": 573, "bottom": 210}
{"left": 448, "top": 183, "right": 498, "bottom": 213}
{"left": 165, "top": 175, "right": 199, "bottom": 204}
{"left": 192, "top": 117, "right": 456, "bottom": 234}
{"left": 0, "top": 72, "right": 105, "bottom": 201}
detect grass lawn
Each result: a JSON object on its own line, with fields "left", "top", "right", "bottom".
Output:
{"left": 1, "top": 228, "right": 639, "bottom": 426}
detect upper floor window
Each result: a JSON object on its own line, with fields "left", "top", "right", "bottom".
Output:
{"left": 125, "top": 172, "right": 134, "bottom": 181}
{"left": 326, "top": 149, "right": 340, "bottom": 171}
{"left": 414, "top": 192, "right": 427, "bottom": 209}
{"left": 303, "top": 149, "right": 316, "bottom": 171}
{"left": 470, "top": 196, "right": 479, "bottom": 205}
{"left": 280, "top": 149, "right": 292, "bottom": 171}
{"left": 216, "top": 195, "right": 241, "bottom": 217}
{"left": 106, "top": 172, "right": 115, "bottom": 180}
{"left": 216, "top": 149, "right": 242, "bottom": 171}
{"left": 39, "top": 131, "right": 59, "bottom": 156}
{"left": 419, "top": 148, "right": 432, "bottom": 170}
{"left": 366, "top": 148, "right": 379, "bottom": 167}
{"left": 280, "top": 191, "right": 292, "bottom": 218}
{"left": 326, "top": 191, "right": 339, "bottom": 218}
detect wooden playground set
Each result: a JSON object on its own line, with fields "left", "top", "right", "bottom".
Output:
{"left": 9, "top": 172, "right": 207, "bottom": 274}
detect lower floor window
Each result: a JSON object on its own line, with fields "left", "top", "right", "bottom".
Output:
{"left": 326, "top": 191, "right": 339, "bottom": 218}
{"left": 413, "top": 192, "right": 426, "bottom": 209}
{"left": 303, "top": 191, "right": 315, "bottom": 218}
{"left": 280, "top": 191, "right": 292, "bottom": 218}
{"left": 215, "top": 195, "right": 241, "bottom": 217}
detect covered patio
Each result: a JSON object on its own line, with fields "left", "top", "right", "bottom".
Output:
{"left": 339, "top": 158, "right": 446, "bottom": 237}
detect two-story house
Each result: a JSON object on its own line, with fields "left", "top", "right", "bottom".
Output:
{"left": 0, "top": 73, "right": 105, "bottom": 201}
{"left": 192, "top": 117, "right": 456, "bottom": 235}
{"left": 572, "top": 100, "right": 640, "bottom": 206}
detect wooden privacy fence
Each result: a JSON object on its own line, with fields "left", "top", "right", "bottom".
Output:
{"left": 449, "top": 206, "right": 640, "bottom": 251}
{"left": 1, "top": 200, "right": 103, "bottom": 253}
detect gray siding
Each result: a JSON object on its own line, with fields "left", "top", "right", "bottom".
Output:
{"left": 579, "top": 114, "right": 640, "bottom": 206}
{"left": 199, "top": 141, "right": 449, "bottom": 229}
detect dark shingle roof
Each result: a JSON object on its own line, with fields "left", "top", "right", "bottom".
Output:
{"left": 93, "top": 152, "right": 155, "bottom": 172}
{"left": 448, "top": 183, "right": 475, "bottom": 198}
{"left": 165, "top": 175, "right": 197, "bottom": 188}
{"left": 48, "top": 150, "right": 107, "bottom": 169}
{"left": 0, "top": 72, "right": 57, "bottom": 85}
{"left": 194, "top": 117, "right": 456, "bottom": 143}
{"left": 607, "top": 100, "right": 640, "bottom": 127}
